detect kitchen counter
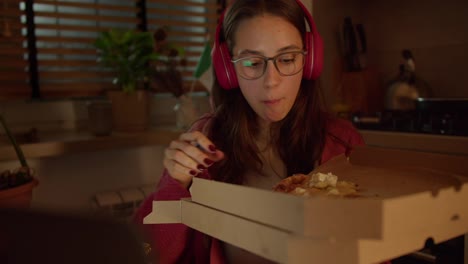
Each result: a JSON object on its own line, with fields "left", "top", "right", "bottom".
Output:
{"left": 0, "top": 127, "right": 182, "bottom": 161}
{"left": 2, "top": 128, "right": 466, "bottom": 161}
{"left": 360, "top": 130, "right": 468, "bottom": 156}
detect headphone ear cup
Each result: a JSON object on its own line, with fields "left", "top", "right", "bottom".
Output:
{"left": 212, "top": 42, "right": 239, "bottom": 90}
{"left": 310, "top": 32, "right": 324, "bottom": 80}
{"left": 302, "top": 31, "right": 324, "bottom": 80}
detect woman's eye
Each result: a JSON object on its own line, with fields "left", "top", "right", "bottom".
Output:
{"left": 242, "top": 58, "right": 264, "bottom": 68}
{"left": 278, "top": 55, "right": 296, "bottom": 64}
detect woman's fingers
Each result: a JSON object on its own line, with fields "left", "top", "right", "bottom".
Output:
{"left": 164, "top": 142, "right": 202, "bottom": 186}
{"left": 162, "top": 157, "right": 196, "bottom": 189}
{"left": 165, "top": 148, "right": 204, "bottom": 172}
{"left": 168, "top": 139, "right": 213, "bottom": 167}
{"left": 163, "top": 132, "right": 225, "bottom": 188}
{"left": 180, "top": 131, "right": 218, "bottom": 155}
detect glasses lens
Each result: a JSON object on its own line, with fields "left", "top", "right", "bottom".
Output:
{"left": 275, "top": 52, "right": 305, "bottom": 76}
{"left": 234, "top": 57, "right": 266, "bottom": 79}
{"left": 232, "top": 51, "right": 306, "bottom": 80}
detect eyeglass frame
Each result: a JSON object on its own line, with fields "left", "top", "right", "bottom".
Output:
{"left": 230, "top": 50, "right": 308, "bottom": 80}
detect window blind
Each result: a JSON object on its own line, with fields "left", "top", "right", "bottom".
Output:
{"left": 0, "top": 0, "right": 29, "bottom": 100}
{"left": 0, "top": 0, "right": 219, "bottom": 99}
{"left": 33, "top": 0, "right": 140, "bottom": 98}
{"left": 146, "top": 0, "right": 218, "bottom": 93}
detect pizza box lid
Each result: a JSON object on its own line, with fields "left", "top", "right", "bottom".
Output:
{"left": 189, "top": 146, "right": 468, "bottom": 240}
{"left": 144, "top": 197, "right": 466, "bottom": 263}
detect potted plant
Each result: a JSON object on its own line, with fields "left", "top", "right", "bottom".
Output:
{"left": 94, "top": 29, "right": 159, "bottom": 132}
{"left": 0, "top": 113, "right": 38, "bottom": 208}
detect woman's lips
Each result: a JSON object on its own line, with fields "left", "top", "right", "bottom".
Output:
{"left": 263, "top": 98, "right": 281, "bottom": 105}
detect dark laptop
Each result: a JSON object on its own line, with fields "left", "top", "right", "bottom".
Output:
{"left": 0, "top": 208, "right": 149, "bottom": 264}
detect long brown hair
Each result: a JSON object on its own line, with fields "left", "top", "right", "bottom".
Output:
{"left": 207, "top": 0, "right": 328, "bottom": 184}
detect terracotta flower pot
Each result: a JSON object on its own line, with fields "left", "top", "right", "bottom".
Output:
{"left": 0, "top": 178, "right": 39, "bottom": 208}
{"left": 106, "top": 90, "right": 152, "bottom": 132}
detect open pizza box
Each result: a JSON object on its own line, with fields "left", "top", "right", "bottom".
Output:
{"left": 144, "top": 146, "right": 468, "bottom": 263}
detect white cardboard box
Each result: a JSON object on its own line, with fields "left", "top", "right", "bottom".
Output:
{"left": 144, "top": 146, "right": 468, "bottom": 263}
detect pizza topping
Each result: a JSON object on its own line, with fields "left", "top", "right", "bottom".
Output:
{"left": 292, "top": 187, "right": 307, "bottom": 195}
{"left": 273, "top": 172, "right": 360, "bottom": 198}
{"left": 308, "top": 172, "right": 338, "bottom": 189}
{"left": 327, "top": 188, "right": 340, "bottom": 196}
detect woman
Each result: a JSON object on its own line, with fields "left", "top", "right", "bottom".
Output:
{"left": 134, "top": 0, "right": 364, "bottom": 263}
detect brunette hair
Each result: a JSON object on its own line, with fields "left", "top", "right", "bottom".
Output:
{"left": 207, "top": 0, "right": 328, "bottom": 184}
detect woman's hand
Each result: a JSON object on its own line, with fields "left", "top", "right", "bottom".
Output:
{"left": 163, "top": 131, "right": 225, "bottom": 189}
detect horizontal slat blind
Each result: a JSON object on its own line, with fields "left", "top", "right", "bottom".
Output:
{"left": 0, "top": 0, "right": 30, "bottom": 99}
{"left": 34, "top": 0, "right": 140, "bottom": 98}
{"left": 0, "top": 0, "right": 220, "bottom": 99}
{"left": 146, "top": 0, "right": 218, "bottom": 93}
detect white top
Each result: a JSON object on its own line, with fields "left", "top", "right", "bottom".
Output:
{"left": 223, "top": 147, "right": 285, "bottom": 263}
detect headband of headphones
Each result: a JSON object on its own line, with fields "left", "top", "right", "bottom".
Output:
{"left": 212, "top": 0, "right": 324, "bottom": 90}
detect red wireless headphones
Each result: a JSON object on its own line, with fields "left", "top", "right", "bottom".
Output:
{"left": 212, "top": 0, "right": 324, "bottom": 90}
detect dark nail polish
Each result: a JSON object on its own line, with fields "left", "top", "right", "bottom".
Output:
{"left": 208, "top": 145, "right": 217, "bottom": 152}
{"left": 204, "top": 158, "right": 214, "bottom": 165}
{"left": 189, "top": 170, "right": 197, "bottom": 176}
{"left": 197, "top": 164, "right": 206, "bottom": 171}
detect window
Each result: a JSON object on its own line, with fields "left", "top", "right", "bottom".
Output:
{"left": 146, "top": 0, "right": 218, "bottom": 93}
{"left": 0, "top": 0, "right": 219, "bottom": 100}
{"left": 0, "top": 0, "right": 30, "bottom": 99}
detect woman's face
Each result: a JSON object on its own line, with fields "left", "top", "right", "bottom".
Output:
{"left": 232, "top": 14, "right": 303, "bottom": 125}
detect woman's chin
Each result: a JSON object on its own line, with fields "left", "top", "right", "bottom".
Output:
{"left": 262, "top": 112, "right": 287, "bottom": 123}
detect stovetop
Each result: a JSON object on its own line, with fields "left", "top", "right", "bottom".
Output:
{"left": 352, "top": 110, "right": 468, "bottom": 137}
{"left": 352, "top": 98, "right": 468, "bottom": 137}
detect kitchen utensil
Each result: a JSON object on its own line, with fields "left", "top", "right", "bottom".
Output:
{"left": 342, "top": 17, "right": 360, "bottom": 71}
{"left": 355, "top": 23, "right": 367, "bottom": 69}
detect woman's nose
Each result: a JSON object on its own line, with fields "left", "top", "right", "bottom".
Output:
{"left": 263, "top": 61, "right": 281, "bottom": 87}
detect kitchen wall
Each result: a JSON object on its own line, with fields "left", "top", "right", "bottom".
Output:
{"left": 313, "top": 0, "right": 468, "bottom": 111}
{"left": 362, "top": 0, "right": 468, "bottom": 98}
{"left": 312, "top": 0, "right": 364, "bottom": 110}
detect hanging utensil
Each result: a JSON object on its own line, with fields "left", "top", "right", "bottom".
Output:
{"left": 355, "top": 23, "right": 367, "bottom": 69}
{"left": 342, "top": 16, "right": 360, "bottom": 72}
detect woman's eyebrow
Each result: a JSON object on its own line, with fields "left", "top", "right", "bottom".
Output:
{"left": 237, "top": 49, "right": 262, "bottom": 56}
{"left": 277, "top": 45, "right": 303, "bottom": 52}
{"left": 236, "top": 45, "right": 303, "bottom": 57}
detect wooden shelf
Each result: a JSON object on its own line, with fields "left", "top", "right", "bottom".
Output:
{"left": 0, "top": 127, "right": 182, "bottom": 161}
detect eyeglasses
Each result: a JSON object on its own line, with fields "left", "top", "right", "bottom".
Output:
{"left": 231, "top": 51, "right": 307, "bottom": 80}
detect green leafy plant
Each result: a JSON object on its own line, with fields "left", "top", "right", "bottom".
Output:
{"left": 0, "top": 114, "right": 33, "bottom": 190}
{"left": 94, "top": 29, "right": 159, "bottom": 93}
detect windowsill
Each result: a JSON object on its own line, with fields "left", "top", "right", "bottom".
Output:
{"left": 0, "top": 126, "right": 183, "bottom": 162}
